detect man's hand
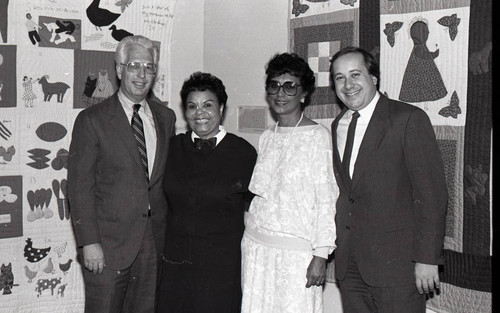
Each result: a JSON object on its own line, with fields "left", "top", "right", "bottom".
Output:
{"left": 415, "top": 263, "right": 440, "bottom": 294}
{"left": 305, "top": 256, "right": 327, "bottom": 288}
{"left": 83, "top": 243, "right": 105, "bottom": 274}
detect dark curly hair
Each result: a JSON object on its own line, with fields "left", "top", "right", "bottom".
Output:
{"left": 180, "top": 72, "right": 228, "bottom": 112}
{"left": 265, "top": 53, "right": 316, "bottom": 109}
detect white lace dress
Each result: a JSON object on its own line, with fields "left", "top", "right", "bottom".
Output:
{"left": 241, "top": 124, "right": 338, "bottom": 313}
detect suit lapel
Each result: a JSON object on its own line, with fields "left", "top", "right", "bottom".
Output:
{"left": 351, "top": 96, "right": 390, "bottom": 189}
{"left": 331, "top": 108, "right": 351, "bottom": 193}
{"left": 148, "top": 102, "right": 168, "bottom": 184}
{"left": 106, "top": 94, "right": 146, "bottom": 180}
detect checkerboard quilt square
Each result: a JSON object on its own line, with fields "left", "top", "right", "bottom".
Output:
{"left": 308, "top": 43, "right": 319, "bottom": 57}
{"left": 307, "top": 41, "right": 341, "bottom": 60}
{"left": 308, "top": 56, "right": 319, "bottom": 72}
{"left": 319, "top": 56, "right": 330, "bottom": 72}
{"left": 318, "top": 41, "right": 331, "bottom": 56}
{"left": 316, "top": 72, "right": 331, "bottom": 87}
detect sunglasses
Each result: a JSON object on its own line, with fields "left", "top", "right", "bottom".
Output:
{"left": 266, "top": 81, "right": 302, "bottom": 96}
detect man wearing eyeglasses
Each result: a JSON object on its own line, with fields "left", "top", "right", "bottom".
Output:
{"left": 68, "top": 35, "right": 176, "bottom": 313}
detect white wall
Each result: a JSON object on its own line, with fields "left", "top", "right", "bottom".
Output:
{"left": 170, "top": 0, "right": 205, "bottom": 134}
{"left": 171, "top": 0, "right": 294, "bottom": 148}
{"left": 203, "top": 0, "right": 289, "bottom": 147}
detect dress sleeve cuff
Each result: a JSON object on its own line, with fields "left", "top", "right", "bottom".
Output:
{"left": 312, "top": 247, "right": 330, "bottom": 259}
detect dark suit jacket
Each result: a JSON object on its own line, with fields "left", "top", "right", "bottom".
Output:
{"left": 331, "top": 94, "right": 447, "bottom": 287}
{"left": 68, "top": 93, "right": 176, "bottom": 270}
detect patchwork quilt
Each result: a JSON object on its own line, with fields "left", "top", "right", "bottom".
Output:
{"left": 0, "top": 1, "right": 176, "bottom": 312}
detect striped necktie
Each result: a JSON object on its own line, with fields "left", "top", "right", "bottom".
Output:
{"left": 131, "top": 104, "right": 149, "bottom": 181}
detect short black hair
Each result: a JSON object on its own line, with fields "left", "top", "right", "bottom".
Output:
{"left": 180, "top": 72, "right": 228, "bottom": 112}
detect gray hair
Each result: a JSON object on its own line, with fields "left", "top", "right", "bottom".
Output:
{"left": 115, "top": 35, "right": 159, "bottom": 65}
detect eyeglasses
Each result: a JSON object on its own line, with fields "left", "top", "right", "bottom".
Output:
{"left": 120, "top": 62, "right": 157, "bottom": 75}
{"left": 266, "top": 81, "right": 302, "bottom": 96}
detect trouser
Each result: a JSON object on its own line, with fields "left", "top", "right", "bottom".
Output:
{"left": 28, "top": 30, "right": 41, "bottom": 44}
{"left": 83, "top": 218, "right": 157, "bottom": 313}
{"left": 337, "top": 254, "right": 426, "bottom": 313}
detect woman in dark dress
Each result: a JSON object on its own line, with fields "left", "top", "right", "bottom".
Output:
{"left": 156, "top": 72, "right": 257, "bottom": 313}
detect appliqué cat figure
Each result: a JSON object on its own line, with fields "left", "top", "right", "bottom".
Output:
{"left": 0, "top": 263, "right": 14, "bottom": 295}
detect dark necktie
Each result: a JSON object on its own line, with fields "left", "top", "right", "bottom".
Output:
{"left": 131, "top": 104, "right": 149, "bottom": 181}
{"left": 342, "top": 111, "right": 360, "bottom": 180}
{"left": 194, "top": 137, "right": 217, "bottom": 151}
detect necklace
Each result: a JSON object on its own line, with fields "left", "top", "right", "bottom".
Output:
{"left": 272, "top": 112, "right": 304, "bottom": 167}
{"left": 255, "top": 112, "right": 304, "bottom": 197}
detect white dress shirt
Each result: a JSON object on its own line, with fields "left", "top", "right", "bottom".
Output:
{"left": 118, "top": 90, "right": 157, "bottom": 177}
{"left": 337, "top": 92, "right": 380, "bottom": 177}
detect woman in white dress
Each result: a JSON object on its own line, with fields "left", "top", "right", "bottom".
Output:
{"left": 241, "top": 53, "right": 339, "bottom": 313}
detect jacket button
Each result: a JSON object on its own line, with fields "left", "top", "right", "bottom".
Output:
{"left": 148, "top": 187, "right": 151, "bottom": 191}
{"left": 349, "top": 198, "right": 354, "bottom": 203}
{"left": 345, "top": 226, "right": 351, "bottom": 230}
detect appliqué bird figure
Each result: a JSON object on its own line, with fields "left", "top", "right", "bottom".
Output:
{"left": 24, "top": 265, "right": 38, "bottom": 283}
{"left": 87, "top": 0, "right": 121, "bottom": 31}
{"left": 59, "top": 259, "right": 73, "bottom": 275}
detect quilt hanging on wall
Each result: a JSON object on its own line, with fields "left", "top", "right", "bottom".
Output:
{"left": 289, "top": 0, "right": 491, "bottom": 312}
{"left": 288, "top": 0, "right": 360, "bottom": 129}
{"left": 379, "top": 0, "right": 491, "bottom": 312}
{"left": 0, "top": 1, "right": 176, "bottom": 312}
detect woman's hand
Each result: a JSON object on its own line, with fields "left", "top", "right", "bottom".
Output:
{"left": 305, "top": 256, "right": 327, "bottom": 288}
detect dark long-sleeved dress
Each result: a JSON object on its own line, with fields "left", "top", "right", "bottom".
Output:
{"left": 156, "top": 131, "right": 257, "bottom": 313}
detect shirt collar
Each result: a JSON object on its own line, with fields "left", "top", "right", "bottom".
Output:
{"left": 191, "top": 125, "right": 227, "bottom": 146}
{"left": 347, "top": 91, "right": 380, "bottom": 121}
{"left": 118, "top": 89, "right": 149, "bottom": 114}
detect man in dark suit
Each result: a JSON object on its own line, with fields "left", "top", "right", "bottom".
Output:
{"left": 330, "top": 46, "right": 447, "bottom": 313}
{"left": 68, "top": 35, "right": 175, "bottom": 313}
